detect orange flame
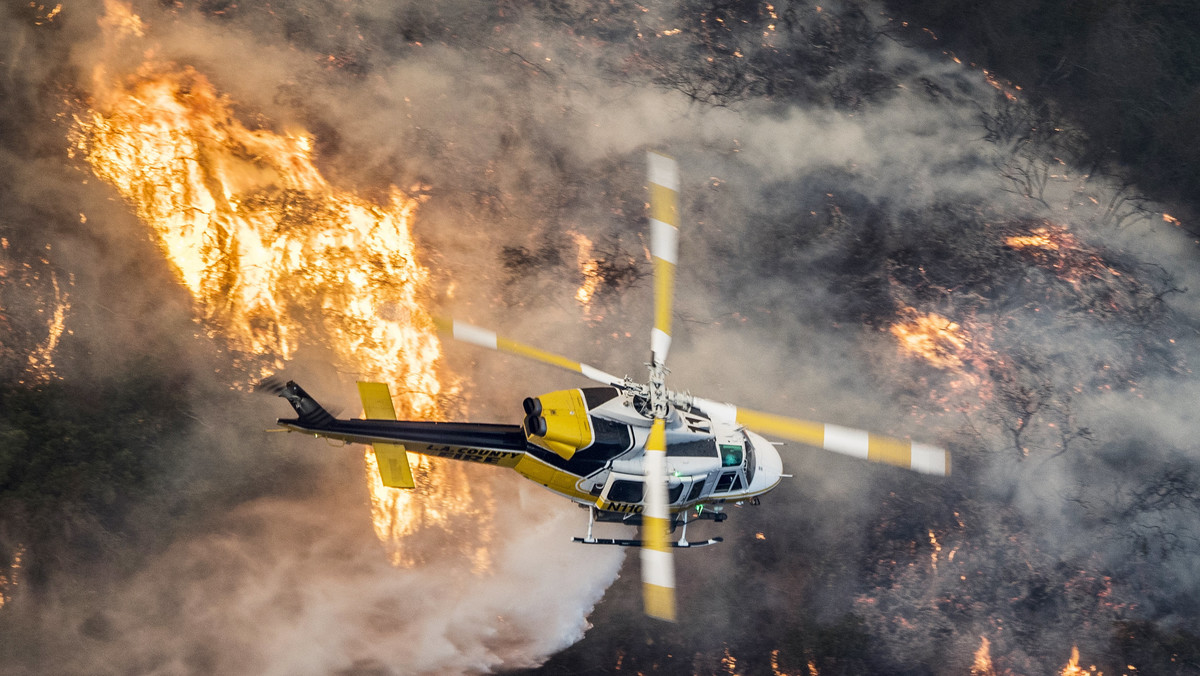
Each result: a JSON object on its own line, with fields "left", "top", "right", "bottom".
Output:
{"left": 99, "top": 0, "right": 144, "bottom": 38}
{"left": 1061, "top": 646, "right": 1084, "bottom": 675}
{"left": 1060, "top": 646, "right": 1102, "bottom": 676}
{"left": 970, "top": 636, "right": 995, "bottom": 676}
{"left": 1, "top": 236, "right": 71, "bottom": 384}
{"left": 928, "top": 529, "right": 942, "bottom": 572}
{"left": 1004, "top": 227, "right": 1062, "bottom": 250}
{"left": 27, "top": 270, "right": 71, "bottom": 382}
{"left": 1004, "top": 224, "right": 1115, "bottom": 287}
{"left": 889, "top": 310, "right": 970, "bottom": 370}
{"left": 69, "top": 59, "right": 460, "bottom": 562}
{"left": 0, "top": 545, "right": 23, "bottom": 610}
{"left": 573, "top": 231, "right": 600, "bottom": 310}
{"left": 721, "top": 646, "right": 739, "bottom": 675}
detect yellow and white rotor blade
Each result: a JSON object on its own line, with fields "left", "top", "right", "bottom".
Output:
{"left": 433, "top": 317, "right": 625, "bottom": 388}
{"left": 647, "top": 150, "right": 679, "bottom": 367}
{"left": 691, "top": 397, "right": 950, "bottom": 476}
{"left": 641, "top": 417, "right": 676, "bottom": 621}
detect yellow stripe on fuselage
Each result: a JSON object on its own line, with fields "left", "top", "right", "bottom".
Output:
{"left": 512, "top": 454, "right": 593, "bottom": 502}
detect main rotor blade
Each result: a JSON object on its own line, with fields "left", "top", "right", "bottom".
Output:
{"left": 690, "top": 397, "right": 951, "bottom": 476}
{"left": 641, "top": 417, "right": 676, "bottom": 621}
{"left": 433, "top": 317, "right": 626, "bottom": 388}
{"left": 647, "top": 150, "right": 679, "bottom": 367}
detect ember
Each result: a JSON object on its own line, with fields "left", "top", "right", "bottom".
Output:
{"left": 1003, "top": 223, "right": 1114, "bottom": 287}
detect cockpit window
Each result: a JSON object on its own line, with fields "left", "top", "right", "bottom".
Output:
{"left": 582, "top": 387, "right": 620, "bottom": 408}
{"left": 589, "top": 416, "right": 634, "bottom": 456}
{"left": 720, "top": 444, "right": 743, "bottom": 468}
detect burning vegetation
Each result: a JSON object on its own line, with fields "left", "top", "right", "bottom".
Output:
{"left": 0, "top": 237, "right": 72, "bottom": 384}
{"left": 69, "top": 61, "right": 457, "bottom": 559}
{"left": 889, "top": 309, "right": 972, "bottom": 371}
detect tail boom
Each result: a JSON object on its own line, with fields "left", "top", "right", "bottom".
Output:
{"left": 275, "top": 381, "right": 525, "bottom": 469}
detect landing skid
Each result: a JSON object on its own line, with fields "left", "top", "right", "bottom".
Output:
{"left": 572, "top": 536, "right": 723, "bottom": 548}
{"left": 575, "top": 505, "right": 723, "bottom": 548}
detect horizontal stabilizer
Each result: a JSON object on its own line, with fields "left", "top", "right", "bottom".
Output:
{"left": 357, "top": 382, "right": 416, "bottom": 489}
{"left": 373, "top": 442, "right": 416, "bottom": 489}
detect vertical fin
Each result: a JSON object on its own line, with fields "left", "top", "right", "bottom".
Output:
{"left": 357, "top": 381, "right": 416, "bottom": 489}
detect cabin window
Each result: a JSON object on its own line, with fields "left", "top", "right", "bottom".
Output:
{"left": 715, "top": 472, "right": 736, "bottom": 492}
{"left": 668, "top": 483, "right": 685, "bottom": 503}
{"left": 731, "top": 474, "right": 744, "bottom": 492}
{"left": 608, "top": 480, "right": 643, "bottom": 503}
{"left": 686, "top": 481, "right": 705, "bottom": 503}
{"left": 668, "top": 438, "right": 719, "bottom": 457}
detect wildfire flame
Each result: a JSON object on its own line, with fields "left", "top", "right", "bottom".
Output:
{"left": 1060, "top": 646, "right": 1099, "bottom": 676}
{"left": 889, "top": 309, "right": 971, "bottom": 370}
{"left": 1004, "top": 224, "right": 1117, "bottom": 287}
{"left": 24, "top": 269, "right": 71, "bottom": 382}
{"left": 928, "top": 529, "right": 942, "bottom": 572}
{"left": 970, "top": 636, "right": 995, "bottom": 676}
{"left": 0, "top": 546, "right": 22, "bottom": 610}
{"left": 1, "top": 235, "right": 72, "bottom": 383}
{"left": 70, "top": 58, "right": 457, "bottom": 560}
{"left": 1005, "top": 227, "right": 1062, "bottom": 250}
{"left": 573, "top": 231, "right": 600, "bottom": 311}
{"left": 99, "top": 0, "right": 143, "bottom": 38}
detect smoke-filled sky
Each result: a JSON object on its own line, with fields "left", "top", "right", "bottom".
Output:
{"left": 3, "top": 0, "right": 1200, "bottom": 674}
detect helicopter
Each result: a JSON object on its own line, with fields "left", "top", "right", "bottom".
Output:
{"left": 270, "top": 151, "right": 950, "bottom": 622}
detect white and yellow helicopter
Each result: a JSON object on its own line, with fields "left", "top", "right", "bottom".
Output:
{"left": 271, "top": 151, "right": 950, "bottom": 622}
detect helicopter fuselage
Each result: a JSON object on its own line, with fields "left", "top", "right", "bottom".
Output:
{"left": 276, "top": 382, "right": 783, "bottom": 522}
